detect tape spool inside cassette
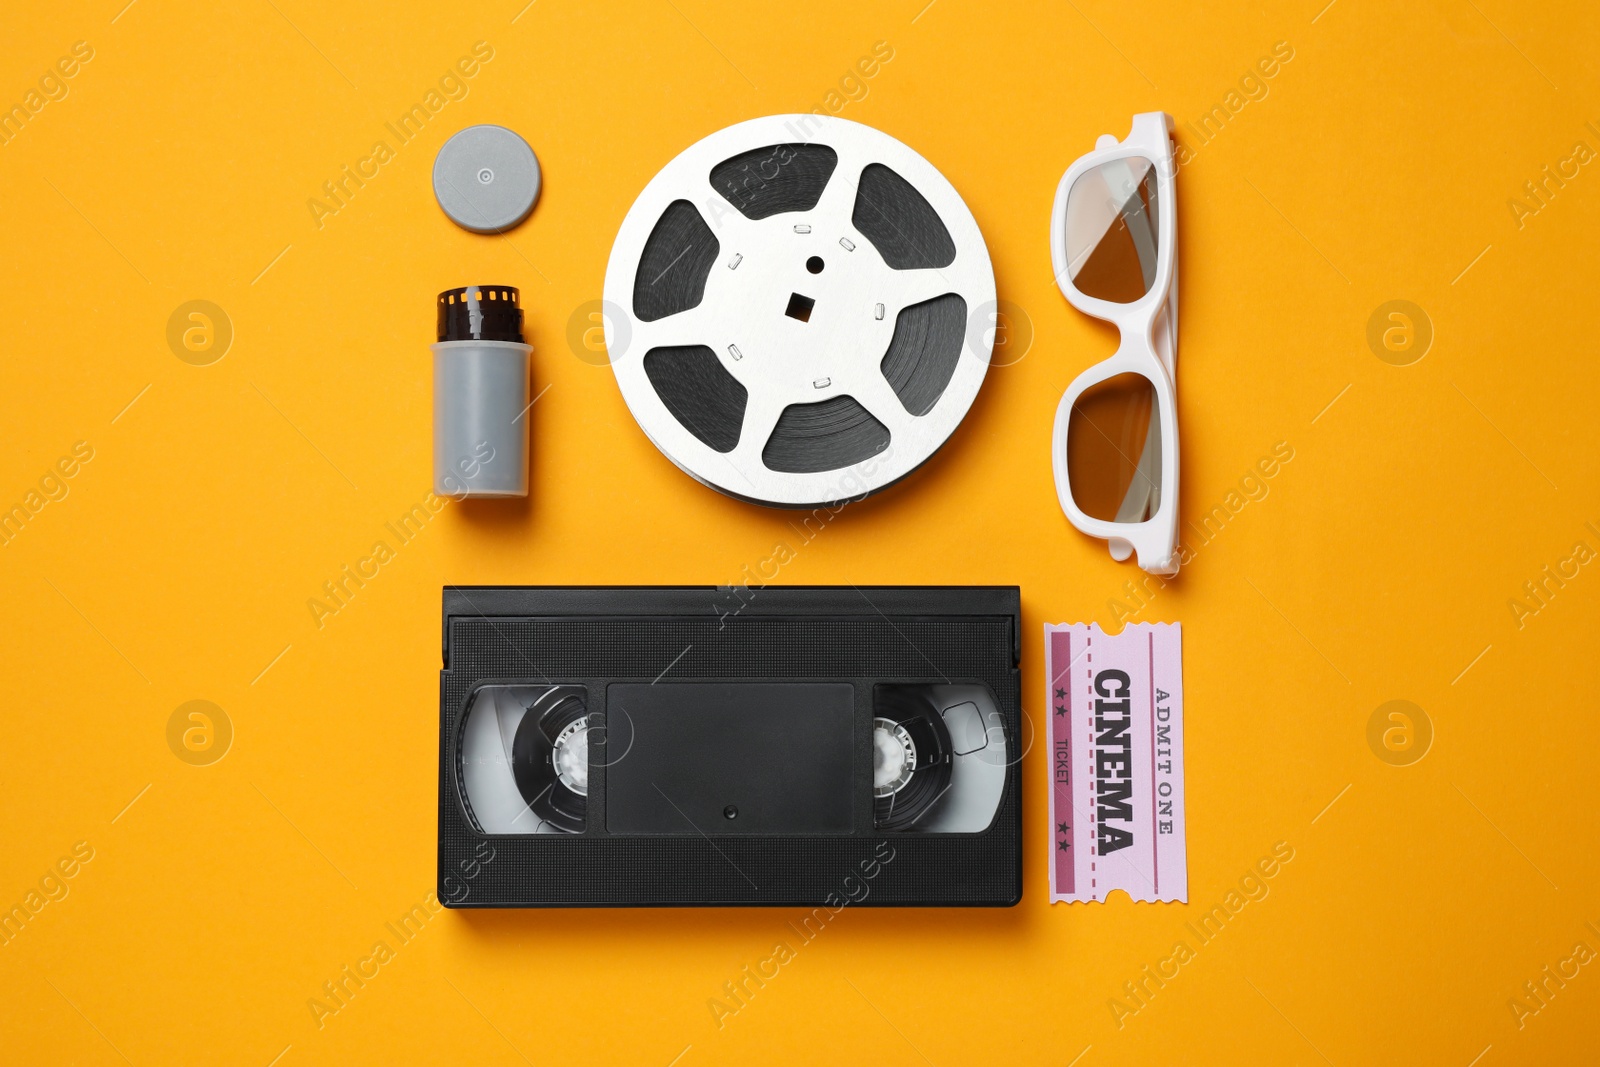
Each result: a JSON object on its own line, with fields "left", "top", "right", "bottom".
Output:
{"left": 511, "top": 689, "right": 588, "bottom": 833}
{"left": 872, "top": 688, "right": 953, "bottom": 830}
{"left": 874, "top": 684, "right": 1007, "bottom": 833}
{"left": 458, "top": 682, "right": 1006, "bottom": 836}
{"left": 460, "top": 685, "right": 591, "bottom": 834}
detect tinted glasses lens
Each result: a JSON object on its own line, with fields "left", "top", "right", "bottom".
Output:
{"left": 1067, "top": 372, "right": 1162, "bottom": 523}
{"left": 1064, "top": 157, "right": 1160, "bottom": 304}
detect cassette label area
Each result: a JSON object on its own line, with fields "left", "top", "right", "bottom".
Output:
{"left": 440, "top": 587, "right": 1023, "bottom": 907}
{"left": 602, "top": 116, "right": 997, "bottom": 508}
{"left": 604, "top": 683, "right": 854, "bottom": 834}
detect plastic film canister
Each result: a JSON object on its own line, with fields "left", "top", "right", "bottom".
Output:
{"left": 432, "top": 285, "right": 532, "bottom": 497}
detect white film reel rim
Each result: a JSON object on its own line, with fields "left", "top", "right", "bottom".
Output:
{"left": 602, "top": 114, "right": 997, "bottom": 508}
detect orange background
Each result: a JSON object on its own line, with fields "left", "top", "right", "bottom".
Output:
{"left": 3, "top": 1, "right": 1598, "bottom": 1064}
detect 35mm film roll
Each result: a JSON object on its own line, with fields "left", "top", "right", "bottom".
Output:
{"left": 603, "top": 115, "right": 996, "bottom": 509}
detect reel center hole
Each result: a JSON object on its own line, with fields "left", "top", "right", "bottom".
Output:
{"left": 785, "top": 292, "right": 815, "bottom": 323}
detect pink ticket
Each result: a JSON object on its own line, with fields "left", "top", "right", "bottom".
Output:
{"left": 1047, "top": 622, "right": 1186, "bottom": 903}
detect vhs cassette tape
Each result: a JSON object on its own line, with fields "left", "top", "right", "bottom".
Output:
{"left": 439, "top": 586, "right": 1022, "bottom": 907}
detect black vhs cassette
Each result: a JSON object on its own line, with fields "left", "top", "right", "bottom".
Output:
{"left": 438, "top": 586, "right": 1022, "bottom": 907}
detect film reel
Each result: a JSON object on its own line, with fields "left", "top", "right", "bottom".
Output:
{"left": 603, "top": 115, "right": 996, "bottom": 508}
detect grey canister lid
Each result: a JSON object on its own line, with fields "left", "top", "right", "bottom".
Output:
{"left": 432, "top": 124, "right": 541, "bottom": 233}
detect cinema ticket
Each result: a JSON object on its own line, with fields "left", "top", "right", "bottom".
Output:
{"left": 1047, "top": 622, "right": 1186, "bottom": 903}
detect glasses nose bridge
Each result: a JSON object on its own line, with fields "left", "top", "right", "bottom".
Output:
{"left": 1083, "top": 298, "right": 1160, "bottom": 366}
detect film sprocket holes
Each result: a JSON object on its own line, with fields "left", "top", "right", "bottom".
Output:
{"left": 439, "top": 586, "right": 1022, "bottom": 907}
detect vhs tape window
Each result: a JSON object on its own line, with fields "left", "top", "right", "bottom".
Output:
{"left": 458, "top": 682, "right": 1009, "bottom": 836}
{"left": 873, "top": 684, "right": 1007, "bottom": 833}
{"left": 459, "top": 685, "right": 591, "bottom": 834}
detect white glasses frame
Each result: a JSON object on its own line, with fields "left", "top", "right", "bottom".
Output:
{"left": 1048, "top": 112, "right": 1180, "bottom": 577}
